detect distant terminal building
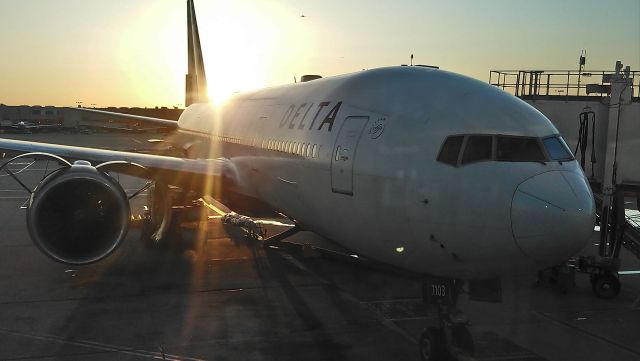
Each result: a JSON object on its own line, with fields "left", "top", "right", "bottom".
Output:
{"left": 0, "top": 105, "right": 63, "bottom": 128}
{"left": 0, "top": 104, "right": 182, "bottom": 130}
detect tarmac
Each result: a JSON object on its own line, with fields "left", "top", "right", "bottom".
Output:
{"left": 1, "top": 132, "right": 640, "bottom": 361}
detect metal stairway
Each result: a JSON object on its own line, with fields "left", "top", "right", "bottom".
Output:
{"left": 621, "top": 208, "right": 640, "bottom": 260}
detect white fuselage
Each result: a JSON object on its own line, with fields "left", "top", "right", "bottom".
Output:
{"left": 173, "top": 66, "right": 595, "bottom": 279}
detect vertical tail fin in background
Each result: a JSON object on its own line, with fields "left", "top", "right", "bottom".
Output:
{"left": 185, "top": 0, "right": 208, "bottom": 107}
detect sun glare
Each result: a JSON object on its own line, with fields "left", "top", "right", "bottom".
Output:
{"left": 114, "top": 0, "right": 312, "bottom": 107}
{"left": 198, "top": 1, "right": 312, "bottom": 105}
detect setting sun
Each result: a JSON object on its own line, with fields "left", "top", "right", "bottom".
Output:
{"left": 106, "top": 0, "right": 313, "bottom": 107}
{"left": 198, "top": 1, "right": 312, "bottom": 104}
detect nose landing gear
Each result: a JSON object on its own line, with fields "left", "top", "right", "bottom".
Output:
{"left": 420, "top": 278, "right": 476, "bottom": 361}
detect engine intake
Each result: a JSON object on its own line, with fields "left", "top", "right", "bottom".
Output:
{"left": 27, "top": 161, "right": 130, "bottom": 265}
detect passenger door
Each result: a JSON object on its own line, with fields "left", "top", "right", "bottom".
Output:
{"left": 331, "top": 116, "right": 369, "bottom": 195}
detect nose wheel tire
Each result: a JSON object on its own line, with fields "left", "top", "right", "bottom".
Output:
{"left": 591, "top": 271, "right": 620, "bottom": 299}
{"left": 420, "top": 327, "right": 446, "bottom": 361}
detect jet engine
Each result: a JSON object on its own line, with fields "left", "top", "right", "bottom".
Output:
{"left": 26, "top": 161, "right": 131, "bottom": 265}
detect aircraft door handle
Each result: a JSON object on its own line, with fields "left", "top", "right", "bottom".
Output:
{"left": 340, "top": 148, "right": 349, "bottom": 161}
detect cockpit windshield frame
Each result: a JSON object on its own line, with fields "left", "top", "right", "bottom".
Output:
{"left": 541, "top": 135, "right": 575, "bottom": 162}
{"left": 437, "top": 133, "right": 575, "bottom": 167}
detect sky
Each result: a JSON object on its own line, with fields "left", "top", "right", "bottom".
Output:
{"left": 0, "top": 0, "right": 638, "bottom": 107}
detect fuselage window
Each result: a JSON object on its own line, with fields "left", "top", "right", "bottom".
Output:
{"left": 304, "top": 143, "right": 310, "bottom": 157}
{"left": 461, "top": 135, "right": 493, "bottom": 165}
{"left": 543, "top": 136, "right": 574, "bottom": 161}
{"left": 437, "top": 135, "right": 464, "bottom": 166}
{"left": 496, "top": 136, "right": 545, "bottom": 162}
{"left": 312, "top": 144, "right": 318, "bottom": 158}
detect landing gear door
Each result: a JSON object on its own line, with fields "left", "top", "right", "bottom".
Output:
{"left": 331, "top": 116, "right": 369, "bottom": 195}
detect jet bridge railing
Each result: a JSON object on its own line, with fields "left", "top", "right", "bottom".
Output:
{"left": 489, "top": 70, "right": 640, "bottom": 100}
{"left": 593, "top": 187, "right": 640, "bottom": 263}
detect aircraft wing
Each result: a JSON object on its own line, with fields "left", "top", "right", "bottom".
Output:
{"left": 0, "top": 138, "right": 236, "bottom": 192}
{"left": 68, "top": 107, "right": 179, "bottom": 129}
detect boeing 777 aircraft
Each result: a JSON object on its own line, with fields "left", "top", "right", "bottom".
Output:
{"left": 0, "top": 1, "right": 595, "bottom": 360}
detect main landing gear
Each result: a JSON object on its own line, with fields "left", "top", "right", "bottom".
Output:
{"left": 419, "top": 278, "right": 475, "bottom": 361}
{"left": 139, "top": 182, "right": 207, "bottom": 248}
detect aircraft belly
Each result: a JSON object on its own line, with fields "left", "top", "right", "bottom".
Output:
{"left": 300, "top": 173, "right": 413, "bottom": 266}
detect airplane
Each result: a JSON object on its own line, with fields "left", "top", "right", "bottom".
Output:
{"left": 5, "top": 120, "right": 61, "bottom": 133}
{"left": 0, "top": 1, "right": 596, "bottom": 360}
{"left": 8, "top": 120, "right": 36, "bottom": 132}
{"left": 11, "top": 121, "right": 37, "bottom": 131}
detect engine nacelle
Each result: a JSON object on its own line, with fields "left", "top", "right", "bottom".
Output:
{"left": 27, "top": 161, "right": 130, "bottom": 265}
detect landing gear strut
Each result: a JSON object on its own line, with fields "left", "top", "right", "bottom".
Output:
{"left": 420, "top": 278, "right": 475, "bottom": 361}
{"left": 564, "top": 256, "right": 622, "bottom": 299}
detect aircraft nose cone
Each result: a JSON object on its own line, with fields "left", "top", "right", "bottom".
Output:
{"left": 511, "top": 171, "right": 595, "bottom": 263}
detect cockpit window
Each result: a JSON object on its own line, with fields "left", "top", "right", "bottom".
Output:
{"left": 496, "top": 136, "right": 546, "bottom": 162}
{"left": 436, "top": 134, "right": 569, "bottom": 166}
{"left": 543, "top": 136, "right": 574, "bottom": 161}
{"left": 461, "top": 136, "right": 493, "bottom": 164}
{"left": 437, "top": 136, "right": 464, "bottom": 166}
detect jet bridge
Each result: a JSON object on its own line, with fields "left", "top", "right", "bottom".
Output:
{"left": 491, "top": 61, "right": 640, "bottom": 298}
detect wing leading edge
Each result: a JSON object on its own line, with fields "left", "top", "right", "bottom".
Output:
{"left": 0, "top": 138, "right": 236, "bottom": 194}
{"left": 68, "top": 108, "right": 179, "bottom": 129}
